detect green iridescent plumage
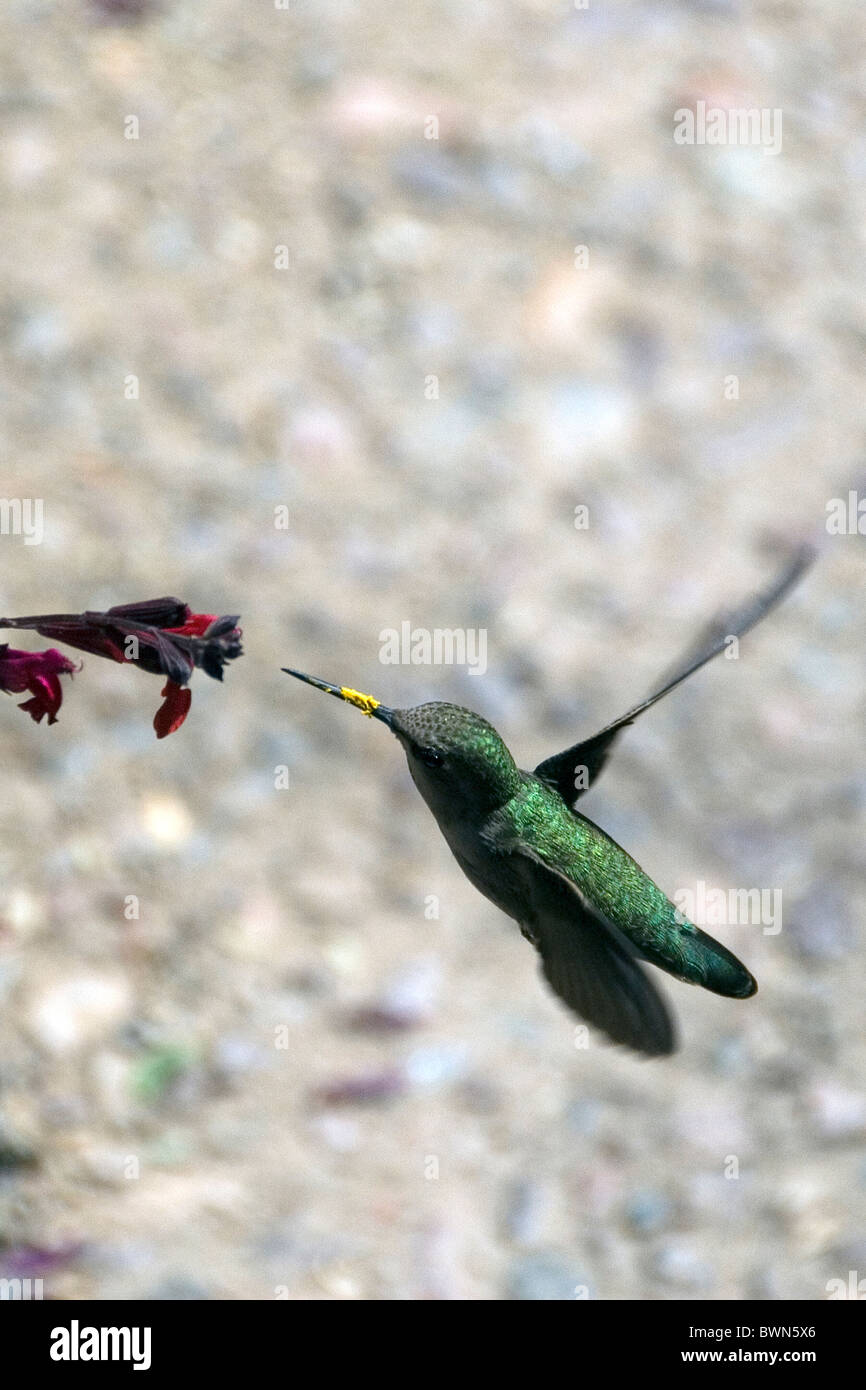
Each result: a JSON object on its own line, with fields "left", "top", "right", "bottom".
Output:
{"left": 284, "top": 546, "right": 812, "bottom": 1057}
{"left": 484, "top": 775, "right": 757, "bottom": 997}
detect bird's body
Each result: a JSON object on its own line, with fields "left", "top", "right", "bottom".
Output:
{"left": 400, "top": 704, "right": 754, "bottom": 1056}
{"left": 284, "top": 546, "right": 812, "bottom": 1057}
{"left": 465, "top": 768, "right": 754, "bottom": 997}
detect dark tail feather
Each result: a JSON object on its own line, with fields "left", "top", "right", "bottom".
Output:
{"left": 640, "top": 925, "right": 757, "bottom": 1000}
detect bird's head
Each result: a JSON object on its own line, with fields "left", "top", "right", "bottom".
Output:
{"left": 283, "top": 669, "right": 521, "bottom": 820}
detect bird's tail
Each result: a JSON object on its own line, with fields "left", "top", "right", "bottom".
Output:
{"left": 640, "top": 923, "right": 757, "bottom": 999}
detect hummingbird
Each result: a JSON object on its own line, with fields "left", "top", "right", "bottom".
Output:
{"left": 284, "top": 547, "right": 812, "bottom": 1057}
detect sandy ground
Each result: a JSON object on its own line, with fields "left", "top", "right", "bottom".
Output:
{"left": 0, "top": 0, "right": 864, "bottom": 1300}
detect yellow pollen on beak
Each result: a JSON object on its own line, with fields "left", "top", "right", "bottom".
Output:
{"left": 339, "top": 686, "right": 381, "bottom": 717}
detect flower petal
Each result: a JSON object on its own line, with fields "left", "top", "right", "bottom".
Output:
{"left": 166, "top": 613, "right": 218, "bottom": 638}
{"left": 153, "top": 680, "right": 192, "bottom": 739}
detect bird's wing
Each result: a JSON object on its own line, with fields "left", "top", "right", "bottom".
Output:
{"left": 534, "top": 544, "right": 814, "bottom": 807}
{"left": 485, "top": 824, "right": 676, "bottom": 1056}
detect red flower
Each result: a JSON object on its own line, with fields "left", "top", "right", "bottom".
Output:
{"left": 0, "top": 646, "right": 78, "bottom": 725}
{"left": 0, "top": 599, "right": 242, "bottom": 737}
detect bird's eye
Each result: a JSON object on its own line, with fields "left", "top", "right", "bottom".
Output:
{"left": 418, "top": 746, "right": 444, "bottom": 768}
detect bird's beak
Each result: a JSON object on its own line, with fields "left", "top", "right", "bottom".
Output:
{"left": 282, "top": 668, "right": 395, "bottom": 727}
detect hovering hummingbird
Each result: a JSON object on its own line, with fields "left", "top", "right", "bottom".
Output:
{"left": 284, "top": 548, "right": 812, "bottom": 1057}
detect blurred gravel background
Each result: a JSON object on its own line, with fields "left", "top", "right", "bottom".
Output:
{"left": 0, "top": 0, "right": 864, "bottom": 1300}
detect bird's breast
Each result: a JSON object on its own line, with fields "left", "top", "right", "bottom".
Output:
{"left": 439, "top": 823, "right": 525, "bottom": 922}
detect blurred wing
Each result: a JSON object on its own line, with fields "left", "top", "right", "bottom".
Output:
{"left": 487, "top": 827, "right": 676, "bottom": 1056}
{"left": 535, "top": 544, "right": 814, "bottom": 806}
{"left": 538, "top": 908, "right": 676, "bottom": 1056}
